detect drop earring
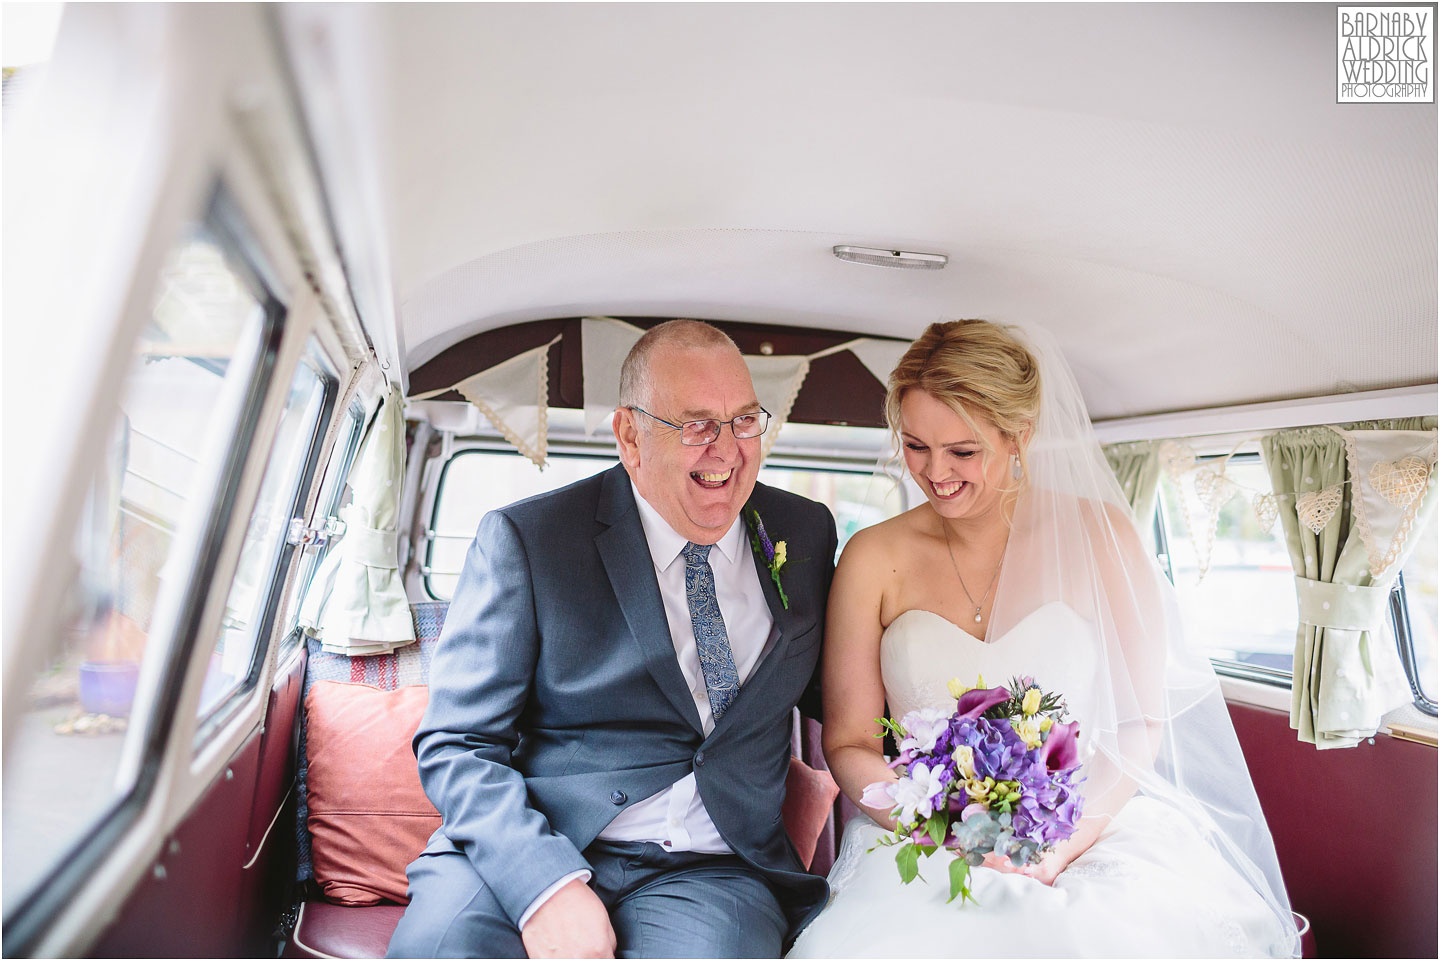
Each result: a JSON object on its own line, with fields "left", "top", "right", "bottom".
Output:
{"left": 1011, "top": 454, "right": 1024, "bottom": 480}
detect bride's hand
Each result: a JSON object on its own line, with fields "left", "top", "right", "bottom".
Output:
{"left": 980, "top": 851, "right": 1065, "bottom": 886}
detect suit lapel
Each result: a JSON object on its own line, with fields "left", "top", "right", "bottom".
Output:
{"left": 595, "top": 468, "right": 704, "bottom": 734}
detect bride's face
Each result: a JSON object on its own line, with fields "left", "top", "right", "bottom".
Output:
{"left": 899, "top": 390, "right": 1016, "bottom": 521}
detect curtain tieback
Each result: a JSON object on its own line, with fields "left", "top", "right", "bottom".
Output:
{"left": 342, "top": 524, "right": 400, "bottom": 569}
{"left": 1294, "top": 577, "right": 1390, "bottom": 632}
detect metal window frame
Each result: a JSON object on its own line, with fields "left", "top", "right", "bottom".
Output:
{"left": 3, "top": 184, "right": 286, "bottom": 956}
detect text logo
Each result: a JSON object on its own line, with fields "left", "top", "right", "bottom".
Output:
{"left": 1338, "top": 6, "right": 1434, "bottom": 102}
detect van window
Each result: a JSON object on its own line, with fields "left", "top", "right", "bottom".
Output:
{"left": 426, "top": 450, "right": 614, "bottom": 599}
{"left": 281, "top": 398, "right": 366, "bottom": 654}
{"left": 425, "top": 443, "right": 905, "bottom": 600}
{"left": 2, "top": 223, "right": 275, "bottom": 914}
{"left": 193, "top": 357, "right": 331, "bottom": 737}
{"left": 1398, "top": 509, "right": 1436, "bottom": 707}
{"left": 1155, "top": 456, "right": 1297, "bottom": 675}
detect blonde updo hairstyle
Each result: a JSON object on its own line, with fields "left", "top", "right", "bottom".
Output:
{"left": 885, "top": 319, "right": 1042, "bottom": 490}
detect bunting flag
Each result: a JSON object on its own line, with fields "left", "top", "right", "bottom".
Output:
{"left": 422, "top": 319, "right": 907, "bottom": 467}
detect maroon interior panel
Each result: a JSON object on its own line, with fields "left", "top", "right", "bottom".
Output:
{"left": 1229, "top": 702, "right": 1437, "bottom": 959}
{"left": 90, "top": 730, "right": 262, "bottom": 958}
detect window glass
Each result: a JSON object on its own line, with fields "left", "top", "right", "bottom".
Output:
{"left": 1401, "top": 508, "right": 1436, "bottom": 703}
{"left": 758, "top": 466, "right": 904, "bottom": 556}
{"left": 1156, "top": 458, "right": 1297, "bottom": 673}
{"left": 284, "top": 401, "right": 364, "bottom": 645}
{"left": 2, "top": 226, "right": 268, "bottom": 912}
{"left": 427, "top": 451, "right": 614, "bottom": 599}
{"left": 195, "top": 361, "right": 327, "bottom": 726}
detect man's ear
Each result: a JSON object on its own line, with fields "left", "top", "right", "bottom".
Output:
{"left": 614, "top": 407, "right": 641, "bottom": 469}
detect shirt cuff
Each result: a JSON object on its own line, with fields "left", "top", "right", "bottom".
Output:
{"left": 517, "top": 870, "right": 593, "bottom": 930}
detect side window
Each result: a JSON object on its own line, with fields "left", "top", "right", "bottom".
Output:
{"left": 757, "top": 466, "right": 904, "bottom": 555}
{"left": 425, "top": 450, "right": 613, "bottom": 599}
{"left": 281, "top": 399, "right": 365, "bottom": 652}
{"left": 193, "top": 356, "right": 332, "bottom": 738}
{"left": 1155, "top": 454, "right": 1298, "bottom": 676}
{"left": 1395, "top": 509, "right": 1437, "bottom": 711}
{"left": 2, "top": 217, "right": 279, "bottom": 917}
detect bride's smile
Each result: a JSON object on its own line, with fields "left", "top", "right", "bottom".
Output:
{"left": 899, "top": 390, "right": 1019, "bottom": 525}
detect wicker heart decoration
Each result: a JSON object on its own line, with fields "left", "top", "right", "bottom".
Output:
{"left": 1252, "top": 492, "right": 1279, "bottom": 533}
{"left": 1296, "top": 485, "right": 1342, "bottom": 535}
{"left": 1368, "top": 455, "right": 1431, "bottom": 508}
{"left": 1193, "top": 467, "right": 1231, "bottom": 510}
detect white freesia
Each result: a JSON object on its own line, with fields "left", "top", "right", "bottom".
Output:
{"left": 892, "top": 761, "right": 948, "bottom": 824}
{"left": 898, "top": 707, "right": 950, "bottom": 754}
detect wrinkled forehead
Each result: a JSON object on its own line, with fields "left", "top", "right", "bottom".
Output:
{"left": 649, "top": 344, "right": 760, "bottom": 418}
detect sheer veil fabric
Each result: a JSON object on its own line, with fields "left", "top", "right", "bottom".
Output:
{"left": 906, "top": 324, "right": 1297, "bottom": 955}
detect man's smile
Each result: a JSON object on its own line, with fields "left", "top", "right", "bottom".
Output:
{"left": 691, "top": 468, "right": 735, "bottom": 489}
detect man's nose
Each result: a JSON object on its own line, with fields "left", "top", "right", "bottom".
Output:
{"left": 707, "top": 422, "right": 740, "bottom": 458}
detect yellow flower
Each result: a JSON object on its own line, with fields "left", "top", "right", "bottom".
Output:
{"left": 952, "top": 744, "right": 976, "bottom": 779}
{"left": 773, "top": 541, "right": 787, "bottom": 570}
{"left": 947, "top": 673, "right": 986, "bottom": 700}
{"left": 1013, "top": 716, "right": 1043, "bottom": 749}
{"left": 964, "top": 776, "right": 995, "bottom": 802}
{"left": 1040, "top": 717, "right": 1053, "bottom": 733}
{"left": 1022, "top": 688, "right": 1042, "bottom": 716}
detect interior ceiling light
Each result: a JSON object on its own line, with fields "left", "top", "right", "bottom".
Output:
{"left": 833, "top": 245, "right": 948, "bottom": 270}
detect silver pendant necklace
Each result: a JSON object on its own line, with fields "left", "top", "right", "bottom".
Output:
{"left": 941, "top": 519, "right": 1003, "bottom": 624}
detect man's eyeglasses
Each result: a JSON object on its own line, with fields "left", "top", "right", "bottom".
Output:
{"left": 628, "top": 406, "right": 771, "bottom": 446}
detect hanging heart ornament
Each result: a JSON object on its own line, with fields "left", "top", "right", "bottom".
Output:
{"left": 1368, "top": 455, "right": 1431, "bottom": 508}
{"left": 1252, "top": 492, "right": 1279, "bottom": 533}
{"left": 1159, "top": 440, "right": 1196, "bottom": 481}
{"left": 1193, "top": 467, "right": 1232, "bottom": 510}
{"left": 1295, "top": 484, "right": 1343, "bottom": 535}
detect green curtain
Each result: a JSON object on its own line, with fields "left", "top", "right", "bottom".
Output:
{"left": 1261, "top": 418, "right": 1437, "bottom": 749}
{"left": 1103, "top": 441, "right": 1161, "bottom": 548}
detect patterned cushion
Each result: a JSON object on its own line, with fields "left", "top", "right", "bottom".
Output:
{"left": 295, "top": 602, "right": 448, "bottom": 884}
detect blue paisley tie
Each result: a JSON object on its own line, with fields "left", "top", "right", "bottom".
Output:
{"left": 682, "top": 541, "right": 740, "bottom": 721}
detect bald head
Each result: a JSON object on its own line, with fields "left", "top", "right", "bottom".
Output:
{"left": 618, "top": 319, "right": 741, "bottom": 410}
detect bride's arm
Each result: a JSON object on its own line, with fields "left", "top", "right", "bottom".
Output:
{"left": 819, "top": 528, "right": 900, "bottom": 831}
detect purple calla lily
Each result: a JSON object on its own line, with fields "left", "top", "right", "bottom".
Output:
{"left": 955, "top": 685, "right": 1010, "bottom": 720}
{"left": 1037, "top": 720, "right": 1082, "bottom": 772}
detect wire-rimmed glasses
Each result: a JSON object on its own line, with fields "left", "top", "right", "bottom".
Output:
{"left": 628, "top": 406, "right": 771, "bottom": 446}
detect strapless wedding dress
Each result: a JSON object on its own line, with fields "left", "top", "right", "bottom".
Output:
{"left": 787, "top": 604, "right": 1292, "bottom": 959}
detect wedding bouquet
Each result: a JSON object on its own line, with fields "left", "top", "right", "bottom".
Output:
{"left": 862, "top": 676, "right": 1085, "bottom": 904}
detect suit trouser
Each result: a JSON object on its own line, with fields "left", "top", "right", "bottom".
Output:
{"left": 388, "top": 839, "right": 789, "bottom": 958}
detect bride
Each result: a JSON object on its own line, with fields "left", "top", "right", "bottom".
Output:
{"left": 788, "top": 320, "right": 1299, "bottom": 958}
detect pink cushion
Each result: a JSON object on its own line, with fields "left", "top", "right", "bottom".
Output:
{"left": 304, "top": 681, "right": 440, "bottom": 905}
{"left": 782, "top": 756, "right": 840, "bottom": 869}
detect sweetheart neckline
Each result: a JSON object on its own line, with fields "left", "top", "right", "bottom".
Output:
{"left": 884, "top": 603, "right": 1077, "bottom": 649}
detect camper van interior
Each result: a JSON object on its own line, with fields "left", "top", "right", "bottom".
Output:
{"left": 2, "top": 4, "right": 1435, "bottom": 958}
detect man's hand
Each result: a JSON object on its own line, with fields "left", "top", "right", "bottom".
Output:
{"left": 520, "top": 879, "right": 617, "bottom": 959}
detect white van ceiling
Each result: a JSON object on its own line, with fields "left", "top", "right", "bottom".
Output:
{"left": 296, "top": 4, "right": 1436, "bottom": 420}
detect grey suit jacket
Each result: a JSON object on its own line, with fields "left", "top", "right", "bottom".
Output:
{"left": 414, "top": 464, "right": 835, "bottom": 938}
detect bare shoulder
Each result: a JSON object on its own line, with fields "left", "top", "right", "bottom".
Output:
{"left": 836, "top": 505, "right": 929, "bottom": 574}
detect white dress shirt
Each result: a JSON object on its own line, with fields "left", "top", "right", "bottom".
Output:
{"left": 519, "top": 483, "right": 777, "bottom": 928}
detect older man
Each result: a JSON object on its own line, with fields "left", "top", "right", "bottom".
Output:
{"left": 389, "top": 320, "right": 835, "bottom": 958}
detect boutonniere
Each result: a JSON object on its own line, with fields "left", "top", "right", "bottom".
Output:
{"left": 746, "top": 509, "right": 790, "bottom": 609}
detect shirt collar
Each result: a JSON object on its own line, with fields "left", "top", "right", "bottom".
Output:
{"left": 630, "top": 480, "right": 745, "bottom": 572}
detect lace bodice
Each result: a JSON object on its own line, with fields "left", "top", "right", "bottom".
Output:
{"left": 879, "top": 602, "right": 1101, "bottom": 731}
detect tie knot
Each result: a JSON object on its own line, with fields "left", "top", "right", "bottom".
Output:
{"left": 682, "top": 541, "right": 713, "bottom": 566}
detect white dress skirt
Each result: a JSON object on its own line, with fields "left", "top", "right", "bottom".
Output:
{"left": 787, "top": 606, "right": 1295, "bottom": 959}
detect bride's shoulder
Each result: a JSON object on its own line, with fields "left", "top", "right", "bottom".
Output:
{"left": 832, "top": 509, "right": 927, "bottom": 584}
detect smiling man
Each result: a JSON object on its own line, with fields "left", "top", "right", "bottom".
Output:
{"left": 389, "top": 320, "right": 836, "bottom": 959}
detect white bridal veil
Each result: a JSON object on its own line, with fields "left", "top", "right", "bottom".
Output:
{"left": 922, "top": 323, "right": 1299, "bottom": 956}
